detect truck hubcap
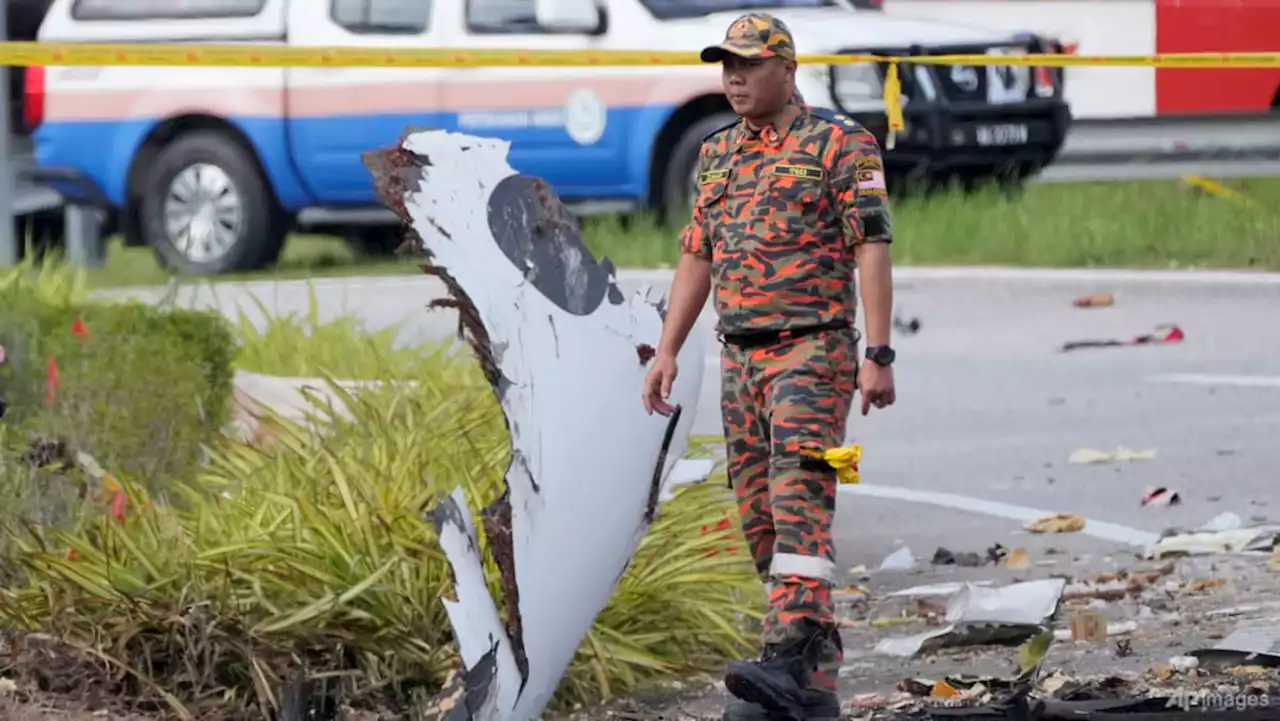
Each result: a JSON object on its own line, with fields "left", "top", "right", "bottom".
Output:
{"left": 163, "top": 163, "right": 244, "bottom": 263}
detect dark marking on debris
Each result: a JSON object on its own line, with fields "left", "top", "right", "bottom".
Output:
{"left": 425, "top": 494, "right": 468, "bottom": 598}
{"left": 548, "top": 315, "right": 559, "bottom": 356}
{"left": 636, "top": 343, "right": 656, "bottom": 365}
{"left": 418, "top": 640, "right": 501, "bottom": 721}
{"left": 426, "top": 494, "right": 476, "bottom": 557}
{"left": 645, "top": 405, "right": 682, "bottom": 523}
{"left": 481, "top": 493, "right": 530, "bottom": 689}
{"left": 426, "top": 216, "right": 453, "bottom": 240}
{"left": 600, "top": 258, "right": 625, "bottom": 305}
{"left": 487, "top": 174, "right": 621, "bottom": 317}
{"left": 512, "top": 448, "right": 539, "bottom": 493}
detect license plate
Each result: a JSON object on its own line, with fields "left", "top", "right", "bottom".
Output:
{"left": 975, "top": 123, "right": 1029, "bottom": 146}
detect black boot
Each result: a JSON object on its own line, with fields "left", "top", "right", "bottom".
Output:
{"left": 723, "top": 633, "right": 840, "bottom": 720}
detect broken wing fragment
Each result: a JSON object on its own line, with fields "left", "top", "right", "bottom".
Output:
{"left": 367, "top": 129, "right": 706, "bottom": 721}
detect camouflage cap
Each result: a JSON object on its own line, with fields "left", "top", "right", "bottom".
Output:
{"left": 700, "top": 13, "right": 797, "bottom": 63}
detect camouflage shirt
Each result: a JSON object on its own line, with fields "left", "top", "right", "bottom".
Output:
{"left": 679, "top": 103, "right": 893, "bottom": 334}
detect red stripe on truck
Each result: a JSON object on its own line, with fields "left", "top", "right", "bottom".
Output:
{"left": 1155, "top": 0, "right": 1280, "bottom": 115}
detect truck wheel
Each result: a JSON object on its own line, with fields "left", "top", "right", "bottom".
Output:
{"left": 140, "top": 131, "right": 286, "bottom": 275}
{"left": 657, "top": 111, "right": 738, "bottom": 221}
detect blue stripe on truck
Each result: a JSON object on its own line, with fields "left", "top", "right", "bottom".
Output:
{"left": 33, "top": 105, "right": 678, "bottom": 212}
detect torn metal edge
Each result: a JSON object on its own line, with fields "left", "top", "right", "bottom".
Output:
{"left": 645, "top": 405, "right": 683, "bottom": 524}
{"left": 365, "top": 136, "right": 528, "bottom": 710}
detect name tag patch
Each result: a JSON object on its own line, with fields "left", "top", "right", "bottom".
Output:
{"left": 699, "top": 169, "right": 730, "bottom": 184}
{"left": 772, "top": 164, "right": 825, "bottom": 181}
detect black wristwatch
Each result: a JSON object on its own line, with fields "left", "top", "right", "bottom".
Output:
{"left": 865, "top": 345, "right": 896, "bottom": 367}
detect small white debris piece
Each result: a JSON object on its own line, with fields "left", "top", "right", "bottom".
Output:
{"left": 876, "top": 578, "right": 1065, "bottom": 657}
{"left": 659, "top": 459, "right": 716, "bottom": 502}
{"left": 1169, "top": 655, "right": 1200, "bottom": 672}
{"left": 879, "top": 546, "right": 916, "bottom": 571}
{"left": 1198, "top": 511, "right": 1243, "bottom": 532}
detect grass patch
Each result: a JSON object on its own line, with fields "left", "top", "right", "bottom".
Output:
{"left": 581, "top": 176, "right": 1280, "bottom": 270}
{"left": 75, "top": 176, "right": 1280, "bottom": 289}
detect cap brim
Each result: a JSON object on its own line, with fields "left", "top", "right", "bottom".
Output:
{"left": 699, "top": 42, "right": 770, "bottom": 63}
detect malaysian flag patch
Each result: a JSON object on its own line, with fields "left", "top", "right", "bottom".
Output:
{"left": 857, "top": 168, "right": 885, "bottom": 190}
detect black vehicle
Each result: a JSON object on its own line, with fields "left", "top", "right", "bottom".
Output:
{"left": 829, "top": 33, "right": 1073, "bottom": 193}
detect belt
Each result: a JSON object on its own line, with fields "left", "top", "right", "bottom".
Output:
{"left": 719, "top": 319, "right": 851, "bottom": 349}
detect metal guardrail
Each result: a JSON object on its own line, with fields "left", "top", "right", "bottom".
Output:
{"left": 1038, "top": 114, "right": 1280, "bottom": 184}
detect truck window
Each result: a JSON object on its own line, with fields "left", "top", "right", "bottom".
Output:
{"left": 331, "top": 0, "right": 429, "bottom": 33}
{"left": 71, "top": 0, "right": 265, "bottom": 20}
{"left": 640, "top": 0, "right": 835, "bottom": 20}
{"left": 467, "top": 0, "right": 540, "bottom": 33}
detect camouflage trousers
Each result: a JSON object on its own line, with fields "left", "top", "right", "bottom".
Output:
{"left": 720, "top": 325, "right": 858, "bottom": 691}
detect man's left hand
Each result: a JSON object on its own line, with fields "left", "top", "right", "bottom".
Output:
{"left": 858, "top": 362, "right": 895, "bottom": 415}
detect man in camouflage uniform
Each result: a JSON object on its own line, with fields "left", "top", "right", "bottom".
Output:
{"left": 641, "top": 12, "right": 898, "bottom": 721}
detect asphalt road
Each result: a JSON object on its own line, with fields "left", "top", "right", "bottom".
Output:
{"left": 101, "top": 268, "right": 1280, "bottom": 574}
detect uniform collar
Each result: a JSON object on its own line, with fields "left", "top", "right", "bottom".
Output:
{"left": 736, "top": 102, "right": 806, "bottom": 150}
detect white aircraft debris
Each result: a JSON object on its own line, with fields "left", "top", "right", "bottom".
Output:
{"left": 364, "top": 128, "right": 710, "bottom": 720}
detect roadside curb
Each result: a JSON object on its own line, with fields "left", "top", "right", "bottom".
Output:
{"left": 617, "top": 266, "right": 1280, "bottom": 285}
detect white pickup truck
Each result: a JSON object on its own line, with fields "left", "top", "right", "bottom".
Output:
{"left": 26, "top": 0, "right": 1071, "bottom": 274}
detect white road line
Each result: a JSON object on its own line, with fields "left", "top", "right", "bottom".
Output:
{"left": 841, "top": 483, "right": 1159, "bottom": 547}
{"left": 1148, "top": 373, "right": 1280, "bottom": 388}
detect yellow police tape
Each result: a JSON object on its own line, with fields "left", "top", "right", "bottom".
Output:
{"left": 1, "top": 42, "right": 1278, "bottom": 68}
{"left": 4, "top": 42, "right": 1277, "bottom": 146}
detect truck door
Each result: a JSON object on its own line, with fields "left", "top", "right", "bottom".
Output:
{"left": 284, "top": 0, "right": 443, "bottom": 205}
{"left": 446, "top": 0, "right": 628, "bottom": 203}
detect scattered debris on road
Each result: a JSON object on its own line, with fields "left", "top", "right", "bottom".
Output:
{"left": 881, "top": 546, "right": 918, "bottom": 571}
{"left": 1141, "top": 486, "right": 1182, "bottom": 506}
{"left": 1144, "top": 519, "right": 1280, "bottom": 560}
{"left": 1060, "top": 323, "right": 1185, "bottom": 352}
{"left": 1072, "top": 292, "right": 1115, "bottom": 308}
{"left": 893, "top": 314, "right": 921, "bottom": 335}
{"left": 1026, "top": 513, "right": 1086, "bottom": 534}
{"left": 1068, "top": 446, "right": 1157, "bottom": 465}
{"left": 874, "top": 579, "right": 1065, "bottom": 657}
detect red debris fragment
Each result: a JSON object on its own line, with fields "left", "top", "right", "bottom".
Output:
{"left": 636, "top": 343, "right": 656, "bottom": 365}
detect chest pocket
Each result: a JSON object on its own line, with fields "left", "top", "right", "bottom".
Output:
{"left": 695, "top": 166, "right": 730, "bottom": 211}
{"left": 757, "top": 158, "right": 826, "bottom": 217}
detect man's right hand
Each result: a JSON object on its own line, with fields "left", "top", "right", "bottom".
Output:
{"left": 641, "top": 354, "right": 679, "bottom": 416}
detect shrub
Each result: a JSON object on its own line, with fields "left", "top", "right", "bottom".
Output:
{"left": 0, "top": 279, "right": 760, "bottom": 718}
{"left": 0, "top": 261, "right": 238, "bottom": 530}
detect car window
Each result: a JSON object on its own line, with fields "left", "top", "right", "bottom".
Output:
{"left": 467, "top": 0, "right": 541, "bottom": 33}
{"left": 72, "top": 0, "right": 265, "bottom": 20}
{"left": 332, "top": 0, "right": 430, "bottom": 34}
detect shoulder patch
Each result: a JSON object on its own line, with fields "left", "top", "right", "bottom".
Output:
{"left": 702, "top": 117, "right": 740, "bottom": 142}
{"left": 809, "top": 107, "right": 861, "bottom": 132}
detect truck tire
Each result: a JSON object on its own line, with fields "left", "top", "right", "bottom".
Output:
{"left": 140, "top": 131, "right": 286, "bottom": 275}
{"left": 657, "top": 111, "right": 738, "bottom": 221}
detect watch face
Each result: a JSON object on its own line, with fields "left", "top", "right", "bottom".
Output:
{"left": 869, "top": 346, "right": 895, "bottom": 365}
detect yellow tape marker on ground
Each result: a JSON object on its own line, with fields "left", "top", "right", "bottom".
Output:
{"left": 3, "top": 42, "right": 1276, "bottom": 148}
